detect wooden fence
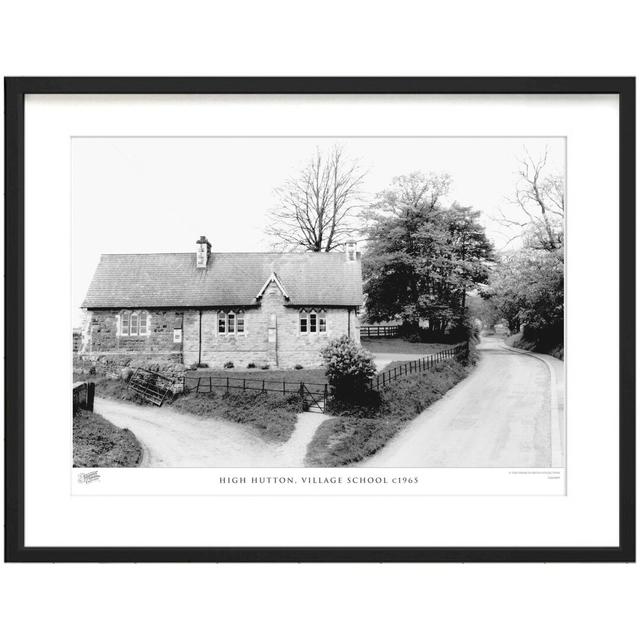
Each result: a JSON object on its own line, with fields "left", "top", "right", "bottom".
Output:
{"left": 369, "top": 342, "right": 468, "bottom": 390}
{"left": 360, "top": 325, "right": 400, "bottom": 338}
{"left": 184, "top": 374, "right": 328, "bottom": 400}
{"left": 73, "top": 381, "right": 95, "bottom": 415}
{"left": 181, "top": 341, "right": 468, "bottom": 404}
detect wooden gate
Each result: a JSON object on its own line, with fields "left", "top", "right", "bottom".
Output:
{"left": 128, "top": 368, "right": 173, "bottom": 406}
{"left": 300, "top": 383, "right": 328, "bottom": 413}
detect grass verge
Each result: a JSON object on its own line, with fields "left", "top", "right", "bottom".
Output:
{"left": 305, "top": 355, "right": 476, "bottom": 467}
{"left": 73, "top": 409, "right": 142, "bottom": 467}
{"left": 169, "top": 390, "right": 303, "bottom": 443}
{"left": 506, "top": 332, "right": 564, "bottom": 360}
{"left": 361, "top": 338, "right": 450, "bottom": 355}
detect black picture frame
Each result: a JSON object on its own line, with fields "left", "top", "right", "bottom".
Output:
{"left": 4, "top": 77, "right": 635, "bottom": 563}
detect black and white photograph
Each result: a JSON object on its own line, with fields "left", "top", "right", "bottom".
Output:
{"left": 72, "top": 136, "right": 565, "bottom": 472}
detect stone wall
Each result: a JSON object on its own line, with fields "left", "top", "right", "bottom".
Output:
{"left": 182, "top": 281, "right": 360, "bottom": 369}
{"left": 81, "top": 309, "right": 183, "bottom": 362}
{"left": 83, "top": 286, "right": 360, "bottom": 369}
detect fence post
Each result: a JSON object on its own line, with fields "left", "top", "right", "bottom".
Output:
{"left": 226, "top": 377, "right": 229, "bottom": 392}
{"left": 87, "top": 382, "right": 95, "bottom": 412}
{"left": 299, "top": 382, "right": 304, "bottom": 404}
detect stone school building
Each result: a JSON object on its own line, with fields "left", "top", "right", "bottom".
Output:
{"left": 80, "top": 236, "right": 363, "bottom": 368}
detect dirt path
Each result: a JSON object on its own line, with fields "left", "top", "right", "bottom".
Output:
{"left": 94, "top": 397, "right": 326, "bottom": 467}
{"left": 361, "top": 336, "right": 565, "bottom": 468}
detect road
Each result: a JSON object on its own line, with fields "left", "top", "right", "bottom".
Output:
{"left": 362, "top": 336, "right": 564, "bottom": 468}
{"left": 94, "top": 397, "right": 326, "bottom": 467}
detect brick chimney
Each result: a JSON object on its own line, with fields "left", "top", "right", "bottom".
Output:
{"left": 196, "top": 235, "right": 211, "bottom": 268}
{"left": 345, "top": 240, "right": 358, "bottom": 262}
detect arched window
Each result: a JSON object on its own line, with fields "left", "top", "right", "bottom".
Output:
{"left": 130, "top": 312, "right": 139, "bottom": 336}
{"left": 140, "top": 311, "right": 148, "bottom": 335}
{"left": 121, "top": 311, "right": 130, "bottom": 335}
{"left": 218, "top": 311, "right": 226, "bottom": 333}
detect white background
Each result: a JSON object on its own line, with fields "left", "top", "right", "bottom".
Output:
{"left": 1, "top": 2, "right": 638, "bottom": 640}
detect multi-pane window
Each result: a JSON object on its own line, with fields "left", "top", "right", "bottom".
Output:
{"left": 119, "top": 311, "right": 150, "bottom": 336}
{"left": 300, "top": 310, "right": 327, "bottom": 333}
{"left": 218, "top": 311, "right": 245, "bottom": 334}
{"left": 130, "top": 312, "right": 139, "bottom": 336}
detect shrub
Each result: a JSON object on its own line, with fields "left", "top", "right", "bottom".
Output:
{"left": 223, "top": 361, "right": 234, "bottom": 369}
{"left": 320, "top": 335, "right": 376, "bottom": 399}
{"left": 294, "top": 364, "right": 304, "bottom": 370}
{"left": 247, "top": 362, "right": 256, "bottom": 369}
{"left": 120, "top": 366, "right": 133, "bottom": 382}
{"left": 261, "top": 363, "right": 270, "bottom": 370}
{"left": 196, "top": 362, "right": 209, "bottom": 369}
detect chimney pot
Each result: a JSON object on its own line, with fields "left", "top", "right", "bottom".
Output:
{"left": 345, "top": 240, "right": 358, "bottom": 262}
{"left": 196, "top": 235, "right": 212, "bottom": 268}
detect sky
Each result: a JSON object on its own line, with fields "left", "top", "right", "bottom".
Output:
{"left": 72, "top": 136, "right": 565, "bottom": 323}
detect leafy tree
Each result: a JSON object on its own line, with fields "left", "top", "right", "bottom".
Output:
{"left": 267, "top": 146, "right": 366, "bottom": 252}
{"left": 484, "top": 248, "right": 564, "bottom": 352}
{"left": 363, "top": 173, "right": 494, "bottom": 334}
{"left": 466, "top": 293, "right": 501, "bottom": 330}
{"left": 487, "top": 148, "right": 565, "bottom": 355}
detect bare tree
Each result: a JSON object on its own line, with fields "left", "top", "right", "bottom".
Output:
{"left": 267, "top": 146, "right": 366, "bottom": 252}
{"left": 495, "top": 148, "right": 565, "bottom": 251}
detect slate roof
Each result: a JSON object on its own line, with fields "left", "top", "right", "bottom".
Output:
{"left": 82, "top": 252, "right": 363, "bottom": 308}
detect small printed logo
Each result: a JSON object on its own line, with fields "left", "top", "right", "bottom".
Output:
{"left": 78, "top": 470, "right": 101, "bottom": 484}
